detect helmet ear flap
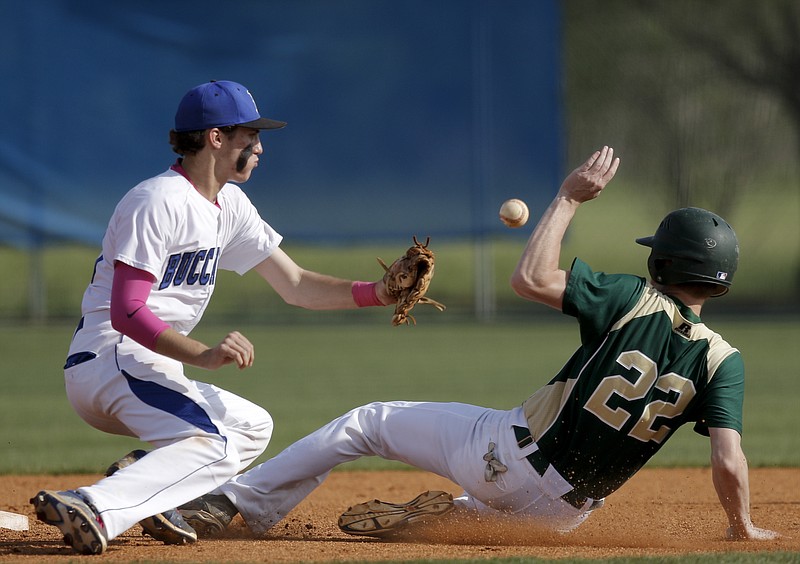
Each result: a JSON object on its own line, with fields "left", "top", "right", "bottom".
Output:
{"left": 649, "top": 257, "right": 672, "bottom": 284}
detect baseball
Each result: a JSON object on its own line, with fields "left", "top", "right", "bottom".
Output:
{"left": 499, "top": 198, "right": 529, "bottom": 228}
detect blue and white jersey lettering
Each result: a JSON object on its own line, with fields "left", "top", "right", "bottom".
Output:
{"left": 159, "top": 247, "right": 220, "bottom": 290}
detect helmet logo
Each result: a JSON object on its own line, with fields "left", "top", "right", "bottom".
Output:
{"left": 705, "top": 238, "right": 717, "bottom": 248}
{"left": 717, "top": 272, "right": 728, "bottom": 280}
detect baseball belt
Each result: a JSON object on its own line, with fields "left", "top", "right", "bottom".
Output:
{"left": 512, "top": 425, "right": 604, "bottom": 511}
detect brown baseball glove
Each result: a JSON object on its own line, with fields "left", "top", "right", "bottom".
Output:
{"left": 378, "top": 236, "right": 446, "bottom": 326}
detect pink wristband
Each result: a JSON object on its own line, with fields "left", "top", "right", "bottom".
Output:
{"left": 351, "top": 281, "right": 384, "bottom": 307}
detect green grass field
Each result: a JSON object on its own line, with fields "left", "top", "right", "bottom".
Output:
{"left": 2, "top": 319, "right": 797, "bottom": 563}
{"left": 2, "top": 318, "right": 797, "bottom": 475}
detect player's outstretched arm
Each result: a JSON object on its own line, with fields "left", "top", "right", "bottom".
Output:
{"left": 708, "top": 427, "right": 780, "bottom": 540}
{"left": 254, "top": 248, "right": 391, "bottom": 310}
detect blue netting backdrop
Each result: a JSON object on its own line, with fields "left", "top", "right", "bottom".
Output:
{"left": 0, "top": 1, "right": 562, "bottom": 249}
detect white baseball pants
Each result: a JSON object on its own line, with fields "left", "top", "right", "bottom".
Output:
{"left": 222, "top": 401, "right": 596, "bottom": 535}
{"left": 63, "top": 331, "right": 272, "bottom": 539}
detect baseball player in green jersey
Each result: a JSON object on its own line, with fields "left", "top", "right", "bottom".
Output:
{"left": 173, "top": 146, "right": 779, "bottom": 541}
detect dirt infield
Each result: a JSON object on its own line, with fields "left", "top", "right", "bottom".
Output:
{"left": 1, "top": 468, "right": 797, "bottom": 562}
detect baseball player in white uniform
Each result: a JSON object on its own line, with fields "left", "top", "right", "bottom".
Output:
{"left": 31, "top": 80, "right": 395, "bottom": 555}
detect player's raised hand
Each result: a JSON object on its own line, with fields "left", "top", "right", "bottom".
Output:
{"left": 558, "top": 146, "right": 620, "bottom": 204}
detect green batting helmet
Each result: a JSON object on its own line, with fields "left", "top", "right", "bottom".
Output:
{"left": 635, "top": 207, "right": 739, "bottom": 297}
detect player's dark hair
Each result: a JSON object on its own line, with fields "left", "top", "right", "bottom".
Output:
{"left": 169, "top": 126, "right": 239, "bottom": 156}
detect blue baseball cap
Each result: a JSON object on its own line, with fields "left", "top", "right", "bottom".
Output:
{"left": 174, "top": 80, "right": 287, "bottom": 132}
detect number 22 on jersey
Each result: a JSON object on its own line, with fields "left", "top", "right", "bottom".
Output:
{"left": 584, "top": 350, "right": 696, "bottom": 444}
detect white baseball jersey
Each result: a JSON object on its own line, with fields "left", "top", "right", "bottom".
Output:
{"left": 63, "top": 165, "right": 281, "bottom": 538}
{"left": 78, "top": 165, "right": 282, "bottom": 338}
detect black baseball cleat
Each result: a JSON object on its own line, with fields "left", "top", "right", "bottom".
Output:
{"left": 105, "top": 449, "right": 197, "bottom": 545}
{"left": 31, "top": 489, "right": 108, "bottom": 555}
{"left": 179, "top": 493, "right": 239, "bottom": 537}
{"left": 338, "top": 490, "right": 454, "bottom": 537}
{"left": 138, "top": 510, "right": 198, "bottom": 545}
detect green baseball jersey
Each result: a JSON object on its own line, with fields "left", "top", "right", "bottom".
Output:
{"left": 522, "top": 258, "right": 744, "bottom": 499}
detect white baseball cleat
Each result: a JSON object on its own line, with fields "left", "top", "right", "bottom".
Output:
{"left": 338, "top": 490, "right": 454, "bottom": 537}
{"left": 31, "top": 490, "right": 108, "bottom": 555}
